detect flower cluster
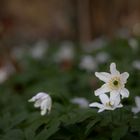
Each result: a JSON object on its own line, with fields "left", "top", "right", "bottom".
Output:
{"left": 28, "top": 63, "right": 130, "bottom": 115}
{"left": 89, "top": 62, "right": 129, "bottom": 112}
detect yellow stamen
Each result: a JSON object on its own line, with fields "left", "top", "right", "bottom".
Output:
{"left": 108, "top": 76, "right": 122, "bottom": 90}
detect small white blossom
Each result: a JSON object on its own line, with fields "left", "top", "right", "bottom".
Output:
{"left": 71, "top": 97, "right": 89, "bottom": 108}
{"left": 128, "top": 38, "right": 139, "bottom": 51}
{"left": 28, "top": 92, "right": 52, "bottom": 116}
{"left": 132, "top": 60, "right": 140, "bottom": 70}
{"left": 54, "top": 45, "right": 75, "bottom": 62}
{"left": 0, "top": 69, "right": 8, "bottom": 84}
{"left": 95, "top": 52, "right": 110, "bottom": 64}
{"left": 82, "top": 37, "right": 107, "bottom": 52}
{"left": 30, "top": 40, "right": 48, "bottom": 59}
{"left": 132, "top": 96, "right": 140, "bottom": 114}
{"left": 79, "top": 55, "right": 97, "bottom": 71}
{"left": 89, "top": 94, "right": 123, "bottom": 112}
{"left": 12, "top": 46, "right": 27, "bottom": 60}
{"left": 95, "top": 62, "right": 129, "bottom": 99}
{"left": 0, "top": 64, "right": 14, "bottom": 84}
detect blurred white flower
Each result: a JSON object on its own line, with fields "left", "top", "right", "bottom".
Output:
{"left": 96, "top": 52, "right": 110, "bottom": 63}
{"left": 128, "top": 38, "right": 139, "bottom": 51}
{"left": 71, "top": 97, "right": 89, "bottom": 108}
{"left": 0, "top": 69, "right": 8, "bottom": 84}
{"left": 0, "top": 64, "right": 14, "bottom": 84}
{"left": 132, "top": 96, "right": 140, "bottom": 114}
{"left": 12, "top": 46, "right": 27, "bottom": 60}
{"left": 116, "top": 28, "right": 130, "bottom": 39}
{"left": 132, "top": 60, "right": 140, "bottom": 70}
{"left": 82, "top": 37, "right": 107, "bottom": 52}
{"left": 30, "top": 40, "right": 48, "bottom": 59}
{"left": 28, "top": 92, "right": 52, "bottom": 116}
{"left": 79, "top": 55, "right": 97, "bottom": 72}
{"left": 54, "top": 45, "right": 75, "bottom": 62}
{"left": 95, "top": 62, "right": 129, "bottom": 99}
{"left": 89, "top": 94, "right": 123, "bottom": 112}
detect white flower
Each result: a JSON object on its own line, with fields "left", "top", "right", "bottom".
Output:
{"left": 28, "top": 92, "right": 52, "bottom": 116}
{"left": 79, "top": 55, "right": 97, "bottom": 72}
{"left": 71, "top": 97, "right": 89, "bottom": 108}
{"left": 30, "top": 40, "right": 48, "bottom": 59}
{"left": 12, "top": 47, "right": 27, "bottom": 60}
{"left": 54, "top": 43, "right": 75, "bottom": 62}
{"left": 128, "top": 38, "right": 139, "bottom": 51}
{"left": 89, "top": 94, "right": 123, "bottom": 112}
{"left": 132, "top": 96, "right": 140, "bottom": 114}
{"left": 0, "top": 64, "right": 14, "bottom": 84}
{"left": 95, "top": 52, "right": 110, "bottom": 64}
{"left": 82, "top": 37, "right": 107, "bottom": 52}
{"left": 95, "top": 62, "right": 129, "bottom": 99}
{"left": 0, "top": 69, "right": 8, "bottom": 84}
{"left": 132, "top": 60, "right": 140, "bottom": 70}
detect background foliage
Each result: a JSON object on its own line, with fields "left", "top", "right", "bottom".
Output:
{"left": 0, "top": 38, "right": 140, "bottom": 140}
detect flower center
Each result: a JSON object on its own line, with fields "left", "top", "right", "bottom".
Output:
{"left": 106, "top": 101, "right": 114, "bottom": 107}
{"left": 113, "top": 80, "right": 118, "bottom": 86}
{"left": 108, "top": 76, "right": 122, "bottom": 90}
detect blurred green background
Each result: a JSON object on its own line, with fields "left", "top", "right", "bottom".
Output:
{"left": 0, "top": 0, "right": 140, "bottom": 140}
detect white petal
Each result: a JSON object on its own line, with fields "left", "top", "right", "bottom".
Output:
{"left": 41, "top": 96, "right": 52, "bottom": 114}
{"left": 95, "top": 72, "right": 111, "bottom": 82}
{"left": 35, "top": 92, "right": 48, "bottom": 99}
{"left": 34, "top": 99, "right": 42, "bottom": 108}
{"left": 110, "top": 63, "right": 120, "bottom": 75}
{"left": 28, "top": 92, "right": 47, "bottom": 102}
{"left": 132, "top": 107, "right": 140, "bottom": 114}
{"left": 40, "top": 100, "right": 48, "bottom": 115}
{"left": 98, "top": 108, "right": 105, "bottom": 113}
{"left": 89, "top": 102, "right": 103, "bottom": 109}
{"left": 95, "top": 84, "right": 110, "bottom": 96}
{"left": 28, "top": 95, "right": 38, "bottom": 102}
{"left": 120, "top": 72, "right": 129, "bottom": 84}
{"left": 120, "top": 88, "right": 129, "bottom": 98}
{"left": 135, "top": 96, "right": 140, "bottom": 108}
{"left": 117, "top": 104, "right": 123, "bottom": 108}
{"left": 99, "top": 94, "right": 109, "bottom": 105}
{"left": 104, "top": 106, "right": 114, "bottom": 110}
{"left": 114, "top": 95, "right": 121, "bottom": 107}
{"left": 41, "top": 108, "right": 47, "bottom": 116}
{"left": 28, "top": 97, "right": 36, "bottom": 102}
{"left": 110, "top": 91, "right": 120, "bottom": 102}
{"left": 45, "top": 98, "right": 52, "bottom": 113}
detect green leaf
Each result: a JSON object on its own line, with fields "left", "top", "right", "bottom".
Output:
{"left": 35, "top": 120, "right": 60, "bottom": 140}
{"left": 112, "top": 125, "right": 128, "bottom": 140}
{"left": 24, "top": 128, "right": 35, "bottom": 140}
{"left": 2, "top": 129, "right": 24, "bottom": 140}
{"left": 8, "top": 112, "right": 28, "bottom": 130}
{"left": 130, "top": 117, "right": 140, "bottom": 133}
{"left": 85, "top": 117, "right": 101, "bottom": 135}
